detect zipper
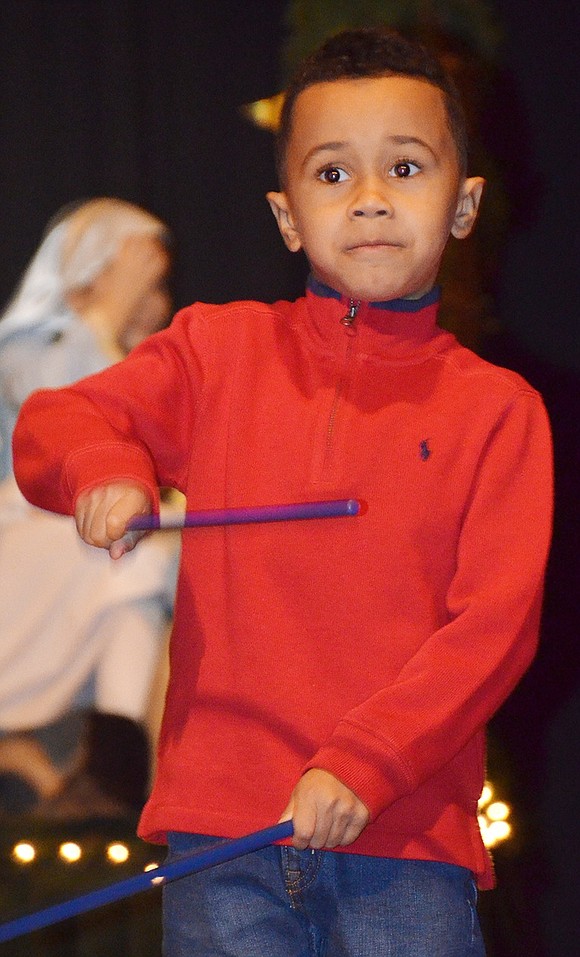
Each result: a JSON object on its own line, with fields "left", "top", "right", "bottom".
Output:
{"left": 340, "top": 298, "right": 360, "bottom": 333}
{"left": 322, "top": 299, "right": 360, "bottom": 473}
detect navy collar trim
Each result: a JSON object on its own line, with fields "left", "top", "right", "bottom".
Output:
{"left": 307, "top": 275, "right": 440, "bottom": 312}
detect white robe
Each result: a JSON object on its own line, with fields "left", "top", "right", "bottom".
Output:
{"left": 0, "top": 477, "right": 178, "bottom": 729}
{"left": 0, "top": 306, "right": 179, "bottom": 730}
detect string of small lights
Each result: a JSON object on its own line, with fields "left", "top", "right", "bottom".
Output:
{"left": 7, "top": 781, "right": 511, "bottom": 874}
{"left": 0, "top": 822, "right": 293, "bottom": 943}
{"left": 10, "top": 837, "right": 160, "bottom": 870}
{"left": 478, "top": 781, "right": 512, "bottom": 848}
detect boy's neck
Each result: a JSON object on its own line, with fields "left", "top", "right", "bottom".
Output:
{"left": 307, "top": 275, "right": 440, "bottom": 311}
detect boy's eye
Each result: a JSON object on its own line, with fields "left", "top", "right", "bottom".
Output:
{"left": 389, "top": 161, "right": 420, "bottom": 178}
{"left": 318, "top": 166, "right": 349, "bottom": 184}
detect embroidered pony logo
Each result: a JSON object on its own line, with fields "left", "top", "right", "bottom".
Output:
{"left": 419, "top": 439, "right": 431, "bottom": 461}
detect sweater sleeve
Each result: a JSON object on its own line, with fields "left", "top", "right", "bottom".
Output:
{"left": 304, "top": 388, "right": 554, "bottom": 819}
{"left": 12, "top": 307, "right": 202, "bottom": 515}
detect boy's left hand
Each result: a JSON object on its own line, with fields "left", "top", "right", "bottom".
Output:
{"left": 279, "top": 768, "right": 369, "bottom": 850}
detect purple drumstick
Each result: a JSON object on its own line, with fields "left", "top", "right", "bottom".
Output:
{"left": 128, "top": 498, "right": 363, "bottom": 531}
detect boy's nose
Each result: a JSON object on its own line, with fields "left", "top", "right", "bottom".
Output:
{"left": 349, "top": 182, "right": 393, "bottom": 218}
{"left": 352, "top": 206, "right": 390, "bottom": 217}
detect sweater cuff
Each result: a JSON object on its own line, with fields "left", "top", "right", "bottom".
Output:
{"left": 302, "top": 721, "right": 416, "bottom": 821}
{"left": 64, "top": 442, "right": 160, "bottom": 510}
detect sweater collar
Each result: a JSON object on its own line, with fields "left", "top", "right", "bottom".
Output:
{"left": 303, "top": 275, "right": 450, "bottom": 362}
{"left": 307, "top": 275, "right": 441, "bottom": 313}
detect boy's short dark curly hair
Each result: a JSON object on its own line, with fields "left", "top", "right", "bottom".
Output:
{"left": 275, "top": 27, "right": 468, "bottom": 186}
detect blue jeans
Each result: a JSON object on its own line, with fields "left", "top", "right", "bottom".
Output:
{"left": 163, "top": 833, "right": 486, "bottom": 956}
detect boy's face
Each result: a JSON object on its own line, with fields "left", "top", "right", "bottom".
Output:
{"left": 267, "top": 76, "right": 484, "bottom": 303}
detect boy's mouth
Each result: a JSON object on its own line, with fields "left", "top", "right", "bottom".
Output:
{"left": 347, "top": 240, "right": 403, "bottom": 251}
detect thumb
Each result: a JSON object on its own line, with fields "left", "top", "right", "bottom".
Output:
{"left": 109, "top": 527, "right": 147, "bottom": 560}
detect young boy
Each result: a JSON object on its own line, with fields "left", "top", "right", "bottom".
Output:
{"left": 13, "top": 28, "right": 552, "bottom": 957}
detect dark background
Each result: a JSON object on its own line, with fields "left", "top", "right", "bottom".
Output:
{"left": 0, "top": 2, "right": 578, "bottom": 955}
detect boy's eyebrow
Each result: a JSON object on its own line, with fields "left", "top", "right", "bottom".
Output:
{"left": 388, "top": 135, "right": 438, "bottom": 158}
{"left": 300, "top": 142, "right": 348, "bottom": 170}
{"left": 300, "top": 135, "right": 438, "bottom": 170}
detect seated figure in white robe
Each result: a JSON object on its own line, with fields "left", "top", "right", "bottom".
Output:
{"left": 0, "top": 199, "right": 180, "bottom": 817}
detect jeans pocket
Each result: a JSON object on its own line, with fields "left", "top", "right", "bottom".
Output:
{"left": 466, "top": 875, "right": 487, "bottom": 955}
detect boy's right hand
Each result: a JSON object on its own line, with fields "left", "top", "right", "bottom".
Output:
{"left": 75, "top": 482, "right": 153, "bottom": 559}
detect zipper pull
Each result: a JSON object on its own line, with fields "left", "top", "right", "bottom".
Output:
{"left": 340, "top": 299, "right": 360, "bottom": 333}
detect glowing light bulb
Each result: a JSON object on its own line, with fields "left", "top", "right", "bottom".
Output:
{"left": 59, "top": 842, "right": 82, "bottom": 863}
{"left": 478, "top": 781, "right": 512, "bottom": 847}
{"left": 478, "top": 783, "right": 493, "bottom": 808}
{"left": 481, "top": 825, "right": 495, "bottom": 848}
{"left": 12, "top": 842, "right": 36, "bottom": 864}
{"left": 487, "top": 801, "right": 510, "bottom": 821}
{"left": 106, "top": 842, "right": 130, "bottom": 864}
{"left": 488, "top": 820, "right": 511, "bottom": 843}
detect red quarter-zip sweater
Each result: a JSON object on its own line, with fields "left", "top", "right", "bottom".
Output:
{"left": 13, "top": 280, "right": 553, "bottom": 887}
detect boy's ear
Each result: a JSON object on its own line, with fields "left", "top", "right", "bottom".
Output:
{"left": 451, "top": 177, "right": 486, "bottom": 239}
{"left": 266, "top": 191, "right": 303, "bottom": 252}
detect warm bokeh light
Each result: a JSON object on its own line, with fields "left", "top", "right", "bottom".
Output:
{"left": 58, "top": 842, "right": 82, "bottom": 863}
{"left": 487, "top": 800, "right": 510, "bottom": 821}
{"left": 242, "top": 92, "right": 285, "bottom": 132}
{"left": 478, "top": 783, "right": 493, "bottom": 808}
{"left": 12, "top": 842, "right": 36, "bottom": 864}
{"left": 106, "top": 842, "right": 130, "bottom": 864}
{"left": 490, "top": 819, "right": 511, "bottom": 840}
{"left": 478, "top": 781, "right": 512, "bottom": 847}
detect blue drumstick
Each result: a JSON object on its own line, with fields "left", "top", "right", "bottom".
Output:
{"left": 0, "top": 821, "right": 293, "bottom": 943}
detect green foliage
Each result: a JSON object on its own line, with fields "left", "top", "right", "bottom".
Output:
{"left": 281, "top": 0, "right": 503, "bottom": 83}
